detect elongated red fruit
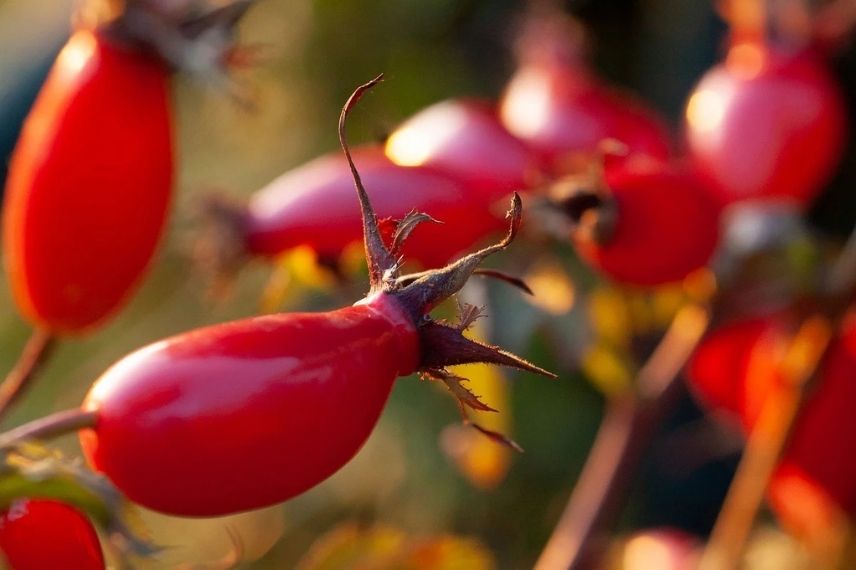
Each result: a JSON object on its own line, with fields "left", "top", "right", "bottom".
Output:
{"left": 81, "top": 292, "right": 419, "bottom": 515}
{"left": 218, "top": 147, "right": 507, "bottom": 269}
{"left": 0, "top": 498, "right": 104, "bottom": 570}
{"left": 499, "top": 15, "right": 670, "bottom": 175}
{"left": 684, "top": 41, "right": 847, "bottom": 206}
{"left": 2, "top": 29, "right": 172, "bottom": 333}
{"left": 385, "top": 98, "right": 540, "bottom": 197}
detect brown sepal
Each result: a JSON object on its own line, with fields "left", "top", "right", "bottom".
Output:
{"left": 423, "top": 369, "right": 498, "bottom": 413}
{"left": 418, "top": 320, "right": 556, "bottom": 378}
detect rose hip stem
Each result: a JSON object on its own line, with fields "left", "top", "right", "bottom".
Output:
{"left": 0, "top": 330, "right": 56, "bottom": 422}
{"left": 535, "top": 303, "right": 711, "bottom": 570}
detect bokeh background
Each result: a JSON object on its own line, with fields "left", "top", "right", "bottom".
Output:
{"left": 0, "top": 0, "right": 854, "bottom": 568}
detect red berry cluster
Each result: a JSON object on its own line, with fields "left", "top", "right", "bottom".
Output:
{"left": 0, "top": 0, "right": 853, "bottom": 566}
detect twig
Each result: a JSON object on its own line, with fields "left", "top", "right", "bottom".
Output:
{"left": 0, "top": 408, "right": 97, "bottom": 449}
{"left": 699, "top": 315, "right": 834, "bottom": 570}
{"left": 534, "top": 304, "right": 711, "bottom": 570}
{"left": 700, "top": 220, "right": 856, "bottom": 568}
{"left": 0, "top": 329, "right": 56, "bottom": 423}
{"left": 827, "top": 221, "right": 856, "bottom": 299}
{"left": 724, "top": 0, "right": 767, "bottom": 43}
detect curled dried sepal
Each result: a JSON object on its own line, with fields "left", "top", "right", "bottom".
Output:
{"left": 472, "top": 269, "right": 534, "bottom": 295}
{"left": 394, "top": 193, "right": 524, "bottom": 314}
{"left": 338, "top": 74, "right": 399, "bottom": 291}
{"left": 391, "top": 211, "right": 443, "bottom": 258}
{"left": 0, "top": 443, "right": 158, "bottom": 558}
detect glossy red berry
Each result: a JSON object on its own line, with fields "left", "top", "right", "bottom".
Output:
{"left": 384, "top": 98, "right": 540, "bottom": 197}
{"left": 215, "top": 147, "right": 507, "bottom": 270}
{"left": 81, "top": 292, "right": 420, "bottom": 516}
{"left": 684, "top": 42, "right": 847, "bottom": 207}
{"left": 2, "top": 29, "right": 172, "bottom": 333}
{"left": 563, "top": 160, "right": 720, "bottom": 287}
{"left": 0, "top": 498, "right": 104, "bottom": 570}
{"left": 499, "top": 17, "right": 670, "bottom": 175}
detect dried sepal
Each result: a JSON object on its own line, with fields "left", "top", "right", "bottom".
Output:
{"left": 390, "top": 211, "right": 443, "bottom": 257}
{"left": 473, "top": 269, "right": 534, "bottom": 295}
{"left": 105, "top": 0, "right": 257, "bottom": 81}
{"left": 466, "top": 421, "right": 524, "bottom": 453}
{"left": 456, "top": 303, "right": 487, "bottom": 331}
{"left": 338, "top": 74, "right": 399, "bottom": 291}
{"left": 419, "top": 320, "right": 556, "bottom": 378}
{"left": 423, "top": 368, "right": 498, "bottom": 413}
{"left": 394, "top": 193, "right": 524, "bottom": 314}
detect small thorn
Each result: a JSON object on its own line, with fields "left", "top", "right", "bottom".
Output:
{"left": 390, "top": 211, "right": 443, "bottom": 256}
{"left": 425, "top": 368, "right": 498, "bottom": 413}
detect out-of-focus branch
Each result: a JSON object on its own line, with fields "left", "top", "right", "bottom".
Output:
{"left": 534, "top": 304, "right": 711, "bottom": 570}
{"left": 722, "top": 0, "right": 767, "bottom": 43}
{"left": 0, "top": 329, "right": 56, "bottom": 423}
{"left": 701, "top": 222, "right": 856, "bottom": 569}
{"left": 699, "top": 315, "right": 833, "bottom": 570}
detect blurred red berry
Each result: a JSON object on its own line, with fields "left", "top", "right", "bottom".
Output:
{"left": 684, "top": 42, "right": 847, "bottom": 207}
{"left": 564, "top": 160, "right": 720, "bottom": 286}
{"left": 0, "top": 499, "right": 104, "bottom": 570}
{"left": 213, "top": 147, "right": 507, "bottom": 271}
{"left": 385, "top": 98, "right": 540, "bottom": 197}
{"left": 2, "top": 29, "right": 172, "bottom": 333}
{"left": 499, "top": 16, "right": 671, "bottom": 175}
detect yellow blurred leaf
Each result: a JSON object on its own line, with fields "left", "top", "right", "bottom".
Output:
{"left": 743, "top": 526, "right": 812, "bottom": 570}
{"left": 588, "top": 287, "right": 633, "bottom": 348}
{"left": 406, "top": 535, "right": 495, "bottom": 570}
{"left": 523, "top": 259, "right": 576, "bottom": 315}
{"left": 259, "top": 247, "right": 341, "bottom": 313}
{"left": 340, "top": 241, "right": 370, "bottom": 277}
{"left": 296, "top": 524, "right": 495, "bottom": 570}
{"left": 285, "top": 246, "right": 339, "bottom": 290}
{"left": 627, "top": 294, "right": 656, "bottom": 337}
{"left": 649, "top": 285, "right": 686, "bottom": 331}
{"left": 581, "top": 343, "right": 634, "bottom": 397}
